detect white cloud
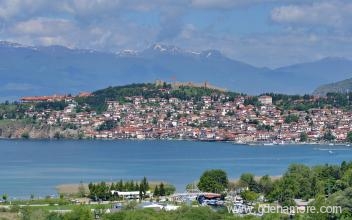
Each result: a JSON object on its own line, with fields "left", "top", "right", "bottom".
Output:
{"left": 11, "top": 18, "right": 75, "bottom": 36}
{"left": 191, "top": 0, "right": 266, "bottom": 8}
{"left": 271, "top": 1, "right": 352, "bottom": 29}
{"left": 0, "top": 0, "right": 352, "bottom": 68}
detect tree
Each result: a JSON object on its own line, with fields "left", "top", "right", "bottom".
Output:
{"left": 159, "top": 182, "right": 166, "bottom": 196}
{"left": 139, "top": 177, "right": 149, "bottom": 199}
{"left": 21, "top": 132, "right": 30, "bottom": 139}
{"left": 300, "top": 132, "right": 308, "bottom": 142}
{"left": 347, "top": 132, "right": 352, "bottom": 143}
{"left": 153, "top": 186, "right": 159, "bottom": 197}
{"left": 239, "top": 173, "right": 260, "bottom": 192}
{"left": 97, "top": 120, "right": 117, "bottom": 131}
{"left": 258, "top": 175, "right": 273, "bottom": 196}
{"left": 240, "top": 190, "right": 259, "bottom": 204}
{"left": 78, "top": 181, "right": 86, "bottom": 197}
{"left": 164, "top": 184, "right": 176, "bottom": 196}
{"left": 2, "top": 194, "right": 7, "bottom": 202}
{"left": 323, "top": 130, "right": 336, "bottom": 141}
{"left": 53, "top": 132, "right": 62, "bottom": 139}
{"left": 197, "top": 169, "right": 229, "bottom": 193}
{"left": 285, "top": 114, "right": 299, "bottom": 124}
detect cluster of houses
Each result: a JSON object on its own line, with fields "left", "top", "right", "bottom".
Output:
{"left": 21, "top": 91, "right": 352, "bottom": 143}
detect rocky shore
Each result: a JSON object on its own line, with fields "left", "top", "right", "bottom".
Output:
{"left": 0, "top": 120, "right": 80, "bottom": 139}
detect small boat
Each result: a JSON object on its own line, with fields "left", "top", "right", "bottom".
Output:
{"left": 329, "top": 150, "right": 334, "bottom": 154}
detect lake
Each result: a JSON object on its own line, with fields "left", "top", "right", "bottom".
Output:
{"left": 1, "top": 139, "right": 352, "bottom": 199}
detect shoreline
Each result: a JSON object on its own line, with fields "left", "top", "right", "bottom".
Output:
{"left": 0, "top": 137, "right": 351, "bottom": 147}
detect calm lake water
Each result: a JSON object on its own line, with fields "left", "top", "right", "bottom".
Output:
{"left": 1, "top": 139, "right": 352, "bottom": 199}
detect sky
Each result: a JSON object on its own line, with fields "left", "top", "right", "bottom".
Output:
{"left": 1, "top": 0, "right": 352, "bottom": 67}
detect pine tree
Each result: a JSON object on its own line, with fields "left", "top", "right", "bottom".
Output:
{"left": 159, "top": 182, "right": 165, "bottom": 196}
{"left": 153, "top": 186, "right": 160, "bottom": 197}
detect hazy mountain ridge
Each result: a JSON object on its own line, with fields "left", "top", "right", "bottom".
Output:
{"left": 1, "top": 41, "right": 352, "bottom": 101}
{"left": 313, "top": 78, "right": 352, "bottom": 96}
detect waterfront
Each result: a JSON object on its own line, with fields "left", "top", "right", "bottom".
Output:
{"left": 1, "top": 139, "right": 352, "bottom": 199}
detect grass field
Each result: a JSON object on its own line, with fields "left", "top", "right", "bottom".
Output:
{"left": 0, "top": 212, "right": 20, "bottom": 220}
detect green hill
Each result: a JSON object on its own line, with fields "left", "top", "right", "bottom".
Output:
{"left": 313, "top": 78, "right": 352, "bottom": 96}
{"left": 75, "top": 82, "right": 240, "bottom": 113}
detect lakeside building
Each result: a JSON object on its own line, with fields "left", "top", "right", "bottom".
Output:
{"left": 16, "top": 90, "right": 352, "bottom": 143}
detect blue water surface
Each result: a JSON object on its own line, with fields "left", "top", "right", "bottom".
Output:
{"left": 0, "top": 139, "right": 351, "bottom": 199}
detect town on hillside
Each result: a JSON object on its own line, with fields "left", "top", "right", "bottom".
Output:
{"left": 2, "top": 81, "right": 352, "bottom": 144}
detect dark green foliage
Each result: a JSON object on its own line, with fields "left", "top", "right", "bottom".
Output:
{"left": 53, "top": 132, "right": 63, "bottom": 139}
{"left": 258, "top": 175, "right": 273, "bottom": 196}
{"left": 139, "top": 177, "right": 149, "bottom": 199}
{"left": 300, "top": 132, "right": 308, "bottom": 142}
{"left": 164, "top": 184, "right": 176, "bottom": 196}
{"left": 266, "top": 92, "right": 352, "bottom": 111}
{"left": 244, "top": 97, "right": 260, "bottom": 106}
{"left": 88, "top": 182, "right": 111, "bottom": 201}
{"left": 240, "top": 190, "right": 259, "bottom": 203}
{"left": 239, "top": 173, "right": 260, "bottom": 193}
{"left": 63, "top": 123, "right": 78, "bottom": 130}
{"left": 0, "top": 103, "right": 30, "bottom": 119}
{"left": 21, "top": 132, "right": 30, "bottom": 139}
{"left": 152, "top": 182, "right": 175, "bottom": 197}
{"left": 169, "top": 86, "right": 239, "bottom": 101}
{"left": 197, "top": 169, "right": 229, "bottom": 193}
{"left": 159, "top": 182, "right": 165, "bottom": 196}
{"left": 88, "top": 178, "right": 150, "bottom": 201}
{"left": 256, "top": 124, "right": 273, "bottom": 131}
{"left": 153, "top": 186, "right": 159, "bottom": 197}
{"left": 284, "top": 114, "right": 299, "bottom": 124}
{"left": 97, "top": 120, "right": 118, "bottom": 131}
{"left": 323, "top": 130, "right": 336, "bottom": 141}
{"left": 263, "top": 161, "right": 352, "bottom": 213}
{"left": 75, "top": 83, "right": 240, "bottom": 112}
{"left": 35, "top": 101, "right": 68, "bottom": 111}
{"left": 346, "top": 132, "right": 352, "bottom": 142}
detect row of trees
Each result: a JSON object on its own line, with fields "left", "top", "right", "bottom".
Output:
{"left": 196, "top": 161, "right": 352, "bottom": 218}
{"left": 88, "top": 177, "right": 149, "bottom": 201}
{"left": 235, "top": 161, "right": 352, "bottom": 218}
{"left": 263, "top": 92, "right": 352, "bottom": 111}
{"left": 153, "top": 182, "right": 176, "bottom": 197}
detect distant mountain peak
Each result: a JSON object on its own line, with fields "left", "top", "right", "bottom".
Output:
{"left": 117, "top": 49, "right": 138, "bottom": 57}
{"left": 151, "top": 43, "right": 182, "bottom": 54}
{"left": 0, "top": 40, "right": 37, "bottom": 50}
{"left": 319, "top": 56, "right": 351, "bottom": 62}
{"left": 200, "top": 49, "right": 223, "bottom": 59}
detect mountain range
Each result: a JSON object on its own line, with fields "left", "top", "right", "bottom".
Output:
{"left": 313, "top": 78, "right": 352, "bottom": 96}
{"left": 1, "top": 41, "right": 352, "bottom": 101}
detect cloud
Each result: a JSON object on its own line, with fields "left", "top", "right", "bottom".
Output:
{"left": 11, "top": 18, "right": 74, "bottom": 36}
{"left": 271, "top": 1, "right": 352, "bottom": 29}
{"left": 168, "top": 23, "right": 352, "bottom": 67}
{"left": 0, "top": 0, "right": 351, "bottom": 68}
{"left": 190, "top": 0, "right": 313, "bottom": 9}
{"left": 191, "top": 0, "right": 266, "bottom": 9}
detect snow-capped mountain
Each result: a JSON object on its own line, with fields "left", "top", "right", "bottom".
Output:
{"left": 1, "top": 40, "right": 352, "bottom": 101}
